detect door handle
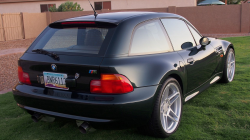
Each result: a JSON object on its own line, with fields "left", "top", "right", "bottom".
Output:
{"left": 187, "top": 58, "right": 195, "bottom": 65}
{"left": 215, "top": 46, "right": 223, "bottom": 54}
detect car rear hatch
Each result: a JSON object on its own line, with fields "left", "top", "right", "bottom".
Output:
{"left": 18, "top": 21, "right": 117, "bottom": 93}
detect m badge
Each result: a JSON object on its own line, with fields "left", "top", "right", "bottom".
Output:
{"left": 89, "top": 70, "right": 97, "bottom": 74}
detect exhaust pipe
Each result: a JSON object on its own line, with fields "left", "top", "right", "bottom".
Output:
{"left": 31, "top": 113, "right": 43, "bottom": 122}
{"left": 79, "top": 122, "right": 90, "bottom": 134}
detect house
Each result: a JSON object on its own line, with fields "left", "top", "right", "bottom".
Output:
{"left": 0, "top": 0, "right": 197, "bottom": 13}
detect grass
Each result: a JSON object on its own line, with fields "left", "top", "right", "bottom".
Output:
{"left": 1, "top": 36, "right": 250, "bottom": 140}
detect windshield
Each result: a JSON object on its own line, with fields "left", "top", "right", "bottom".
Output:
{"left": 28, "top": 26, "right": 116, "bottom": 56}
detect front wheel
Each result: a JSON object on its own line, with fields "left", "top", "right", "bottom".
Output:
{"left": 143, "top": 78, "right": 183, "bottom": 138}
{"left": 221, "top": 48, "right": 235, "bottom": 83}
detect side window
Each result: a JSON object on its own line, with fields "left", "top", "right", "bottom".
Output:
{"left": 187, "top": 24, "right": 202, "bottom": 45}
{"left": 130, "top": 20, "right": 172, "bottom": 55}
{"left": 161, "top": 19, "right": 196, "bottom": 51}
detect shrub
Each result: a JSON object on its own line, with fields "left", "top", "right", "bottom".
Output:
{"left": 49, "top": 1, "right": 83, "bottom": 12}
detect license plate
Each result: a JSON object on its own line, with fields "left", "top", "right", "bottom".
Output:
{"left": 43, "top": 72, "right": 69, "bottom": 90}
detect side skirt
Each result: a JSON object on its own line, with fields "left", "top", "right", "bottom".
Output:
{"left": 184, "top": 72, "right": 223, "bottom": 102}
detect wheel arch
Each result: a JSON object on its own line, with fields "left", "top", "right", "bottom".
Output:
{"left": 159, "top": 70, "right": 186, "bottom": 97}
{"left": 221, "top": 40, "right": 235, "bottom": 55}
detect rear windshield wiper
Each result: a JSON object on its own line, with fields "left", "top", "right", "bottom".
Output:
{"left": 32, "top": 49, "right": 60, "bottom": 61}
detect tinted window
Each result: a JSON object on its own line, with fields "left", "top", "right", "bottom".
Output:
{"left": 161, "top": 19, "right": 196, "bottom": 51}
{"left": 188, "top": 24, "right": 202, "bottom": 45}
{"left": 130, "top": 20, "right": 172, "bottom": 55}
{"left": 30, "top": 27, "right": 112, "bottom": 55}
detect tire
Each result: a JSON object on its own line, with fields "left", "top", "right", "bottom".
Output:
{"left": 220, "top": 48, "right": 235, "bottom": 83}
{"left": 142, "top": 78, "right": 183, "bottom": 138}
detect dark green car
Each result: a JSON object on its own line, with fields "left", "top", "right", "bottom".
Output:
{"left": 13, "top": 12, "right": 235, "bottom": 138}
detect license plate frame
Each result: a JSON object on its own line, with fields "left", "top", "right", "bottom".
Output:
{"left": 43, "top": 72, "right": 69, "bottom": 90}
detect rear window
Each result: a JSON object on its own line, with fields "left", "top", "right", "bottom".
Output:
{"left": 28, "top": 26, "right": 115, "bottom": 56}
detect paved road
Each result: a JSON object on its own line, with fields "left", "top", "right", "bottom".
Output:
{"left": 0, "top": 48, "right": 27, "bottom": 57}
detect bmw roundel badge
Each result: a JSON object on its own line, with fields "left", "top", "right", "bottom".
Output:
{"left": 51, "top": 64, "right": 57, "bottom": 71}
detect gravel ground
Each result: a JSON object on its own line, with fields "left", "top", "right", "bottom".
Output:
{"left": 0, "top": 38, "right": 35, "bottom": 92}
{"left": 0, "top": 53, "right": 23, "bottom": 91}
{"left": 0, "top": 38, "right": 35, "bottom": 51}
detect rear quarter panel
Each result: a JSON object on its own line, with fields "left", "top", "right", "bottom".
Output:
{"left": 100, "top": 52, "right": 187, "bottom": 94}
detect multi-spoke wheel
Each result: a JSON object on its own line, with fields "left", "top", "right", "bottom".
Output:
{"left": 142, "top": 78, "right": 182, "bottom": 138}
{"left": 160, "top": 83, "right": 181, "bottom": 134}
{"left": 221, "top": 48, "right": 235, "bottom": 83}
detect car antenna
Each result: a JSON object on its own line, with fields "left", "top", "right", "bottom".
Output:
{"left": 88, "top": 0, "right": 98, "bottom": 19}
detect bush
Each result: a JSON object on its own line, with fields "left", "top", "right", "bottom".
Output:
{"left": 49, "top": 5, "right": 57, "bottom": 12}
{"left": 49, "top": 1, "right": 83, "bottom": 12}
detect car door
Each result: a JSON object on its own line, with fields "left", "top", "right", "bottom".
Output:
{"left": 161, "top": 18, "right": 218, "bottom": 93}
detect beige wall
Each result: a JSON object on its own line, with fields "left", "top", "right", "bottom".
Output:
{"left": 0, "top": 1, "right": 68, "bottom": 13}
{"left": 111, "top": 0, "right": 196, "bottom": 10}
{"left": 23, "top": 12, "right": 47, "bottom": 39}
{"left": 0, "top": 0, "right": 196, "bottom": 13}
{"left": 177, "top": 5, "right": 242, "bottom": 34}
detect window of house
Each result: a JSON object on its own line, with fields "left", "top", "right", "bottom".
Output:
{"left": 40, "top": 4, "right": 56, "bottom": 12}
{"left": 130, "top": 20, "right": 172, "bottom": 55}
{"left": 161, "top": 19, "right": 196, "bottom": 51}
{"left": 94, "top": 1, "right": 111, "bottom": 10}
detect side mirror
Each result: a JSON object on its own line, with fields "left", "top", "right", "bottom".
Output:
{"left": 181, "top": 42, "right": 193, "bottom": 49}
{"left": 199, "top": 37, "right": 210, "bottom": 46}
{"left": 198, "top": 37, "right": 210, "bottom": 50}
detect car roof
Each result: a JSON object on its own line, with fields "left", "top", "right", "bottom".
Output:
{"left": 55, "top": 12, "right": 183, "bottom": 25}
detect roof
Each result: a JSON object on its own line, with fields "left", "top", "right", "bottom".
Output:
{"left": 0, "top": 0, "right": 67, "bottom": 3}
{"left": 198, "top": 0, "right": 225, "bottom": 5}
{"left": 56, "top": 12, "right": 182, "bottom": 25}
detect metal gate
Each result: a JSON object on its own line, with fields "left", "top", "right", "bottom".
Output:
{"left": 0, "top": 13, "right": 24, "bottom": 41}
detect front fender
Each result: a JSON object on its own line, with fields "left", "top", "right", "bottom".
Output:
{"left": 209, "top": 38, "right": 234, "bottom": 73}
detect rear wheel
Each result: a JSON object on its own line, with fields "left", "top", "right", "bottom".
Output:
{"left": 143, "top": 78, "right": 183, "bottom": 138}
{"left": 221, "top": 48, "right": 235, "bottom": 83}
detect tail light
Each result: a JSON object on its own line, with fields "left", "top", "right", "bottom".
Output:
{"left": 90, "top": 74, "right": 133, "bottom": 94}
{"left": 18, "top": 66, "right": 31, "bottom": 85}
{"left": 61, "top": 22, "right": 95, "bottom": 25}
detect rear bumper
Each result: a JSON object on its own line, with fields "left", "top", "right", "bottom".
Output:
{"left": 13, "top": 84, "right": 159, "bottom": 128}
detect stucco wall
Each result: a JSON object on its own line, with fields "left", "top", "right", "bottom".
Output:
{"left": 0, "top": 0, "right": 196, "bottom": 13}
{"left": 111, "top": 0, "right": 196, "bottom": 10}
{"left": 23, "top": 13, "right": 47, "bottom": 39}
{"left": 177, "top": 5, "right": 242, "bottom": 34}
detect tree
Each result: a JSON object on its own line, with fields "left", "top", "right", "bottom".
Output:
{"left": 49, "top": 1, "right": 83, "bottom": 12}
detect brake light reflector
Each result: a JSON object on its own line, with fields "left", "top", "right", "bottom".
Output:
{"left": 18, "top": 66, "right": 31, "bottom": 85}
{"left": 90, "top": 74, "right": 133, "bottom": 94}
{"left": 61, "top": 22, "right": 95, "bottom": 25}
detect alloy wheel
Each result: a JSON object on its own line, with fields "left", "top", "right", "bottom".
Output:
{"left": 227, "top": 50, "right": 235, "bottom": 82}
{"left": 160, "top": 83, "right": 181, "bottom": 133}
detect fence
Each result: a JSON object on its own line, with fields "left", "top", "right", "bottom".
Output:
{"left": 23, "top": 13, "right": 47, "bottom": 39}
{"left": 0, "top": 12, "right": 47, "bottom": 41}
{"left": 0, "top": 15, "right": 4, "bottom": 41}
{"left": 0, "top": 3, "right": 250, "bottom": 42}
{"left": 0, "top": 13, "right": 24, "bottom": 41}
